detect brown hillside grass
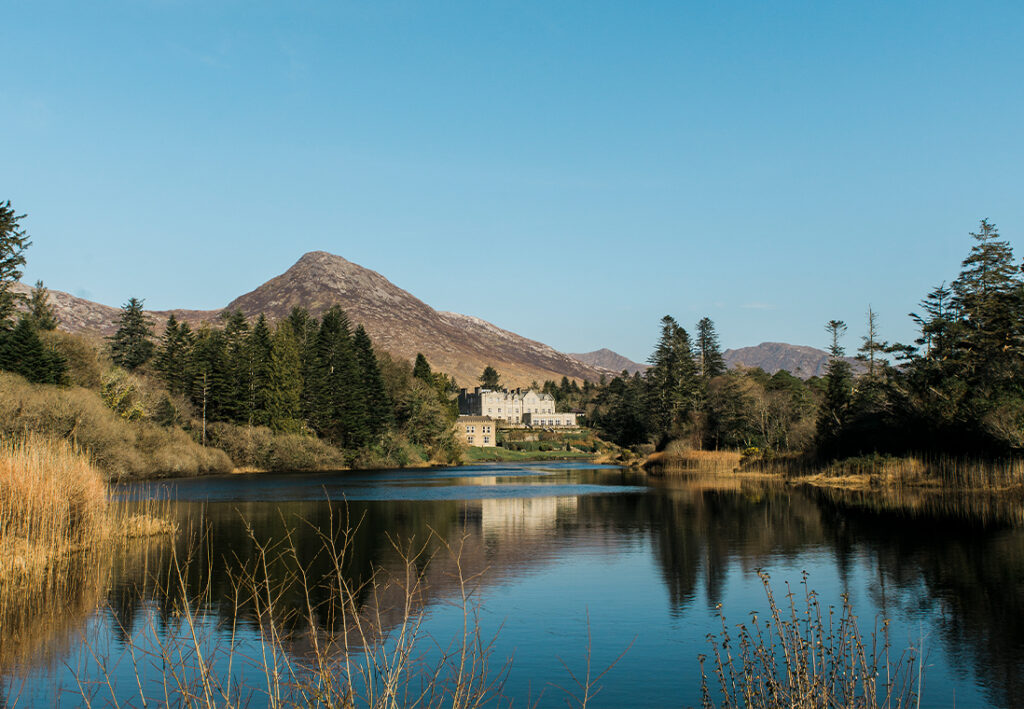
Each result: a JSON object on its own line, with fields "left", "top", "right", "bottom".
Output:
{"left": 0, "top": 372, "right": 231, "bottom": 479}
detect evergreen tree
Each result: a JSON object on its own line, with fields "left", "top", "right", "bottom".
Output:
{"left": 220, "top": 310, "right": 252, "bottom": 422}
{"left": 28, "top": 280, "right": 58, "bottom": 330}
{"left": 413, "top": 353, "right": 433, "bottom": 382}
{"left": 816, "top": 320, "right": 853, "bottom": 455}
{"left": 155, "top": 314, "right": 195, "bottom": 395}
{"left": 287, "top": 307, "right": 320, "bottom": 423}
{"left": 189, "top": 325, "right": 231, "bottom": 443}
{"left": 249, "top": 314, "right": 274, "bottom": 425}
{"left": 646, "top": 315, "right": 699, "bottom": 442}
{"left": 354, "top": 325, "right": 393, "bottom": 441}
{"left": 307, "top": 306, "right": 363, "bottom": 447}
{"left": 0, "top": 201, "right": 31, "bottom": 330}
{"left": 264, "top": 320, "right": 304, "bottom": 431}
{"left": 0, "top": 315, "right": 65, "bottom": 384}
{"left": 479, "top": 365, "right": 501, "bottom": 389}
{"left": 109, "top": 297, "right": 155, "bottom": 371}
{"left": 695, "top": 317, "right": 726, "bottom": 379}
{"left": 949, "top": 219, "right": 1023, "bottom": 384}
{"left": 856, "top": 306, "right": 888, "bottom": 379}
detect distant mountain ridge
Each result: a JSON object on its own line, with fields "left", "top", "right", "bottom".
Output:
{"left": 15, "top": 252, "right": 614, "bottom": 386}
{"left": 724, "top": 342, "right": 865, "bottom": 378}
{"left": 570, "top": 348, "right": 649, "bottom": 375}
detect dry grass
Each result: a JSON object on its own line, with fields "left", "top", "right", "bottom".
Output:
{"left": 646, "top": 442, "right": 743, "bottom": 476}
{"left": 701, "top": 571, "right": 922, "bottom": 708}
{"left": 0, "top": 371, "right": 232, "bottom": 479}
{"left": 0, "top": 435, "right": 177, "bottom": 590}
{"left": 745, "top": 452, "right": 1024, "bottom": 491}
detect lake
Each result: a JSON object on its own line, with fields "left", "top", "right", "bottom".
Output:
{"left": 2, "top": 461, "right": 1023, "bottom": 707}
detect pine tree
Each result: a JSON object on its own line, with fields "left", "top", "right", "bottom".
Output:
{"left": 0, "top": 202, "right": 31, "bottom": 330}
{"left": 249, "top": 314, "right": 273, "bottom": 425}
{"left": 816, "top": 320, "right": 853, "bottom": 455}
{"left": 856, "top": 306, "right": 888, "bottom": 379}
{"left": 308, "top": 306, "right": 363, "bottom": 447}
{"left": 646, "top": 315, "right": 699, "bottom": 441}
{"left": 479, "top": 365, "right": 501, "bottom": 389}
{"left": 0, "top": 316, "right": 65, "bottom": 384}
{"left": 220, "top": 310, "right": 251, "bottom": 422}
{"left": 264, "top": 320, "right": 303, "bottom": 431}
{"left": 189, "top": 325, "right": 231, "bottom": 443}
{"left": 950, "top": 219, "right": 1022, "bottom": 376}
{"left": 109, "top": 297, "right": 155, "bottom": 371}
{"left": 413, "top": 353, "right": 433, "bottom": 382}
{"left": 156, "top": 314, "right": 195, "bottom": 395}
{"left": 28, "top": 280, "right": 58, "bottom": 330}
{"left": 354, "top": 325, "right": 393, "bottom": 441}
{"left": 695, "top": 317, "right": 726, "bottom": 379}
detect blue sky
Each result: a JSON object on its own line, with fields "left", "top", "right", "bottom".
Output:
{"left": 4, "top": 1, "right": 1023, "bottom": 363}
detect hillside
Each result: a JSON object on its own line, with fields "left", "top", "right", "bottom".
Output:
{"left": 724, "top": 342, "right": 865, "bottom": 378}
{"left": 14, "top": 253, "right": 612, "bottom": 386}
{"left": 570, "top": 348, "right": 648, "bottom": 375}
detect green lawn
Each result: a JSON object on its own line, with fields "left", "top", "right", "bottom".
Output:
{"left": 461, "top": 446, "right": 595, "bottom": 463}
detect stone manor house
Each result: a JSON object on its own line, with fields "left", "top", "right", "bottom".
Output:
{"left": 457, "top": 387, "right": 579, "bottom": 427}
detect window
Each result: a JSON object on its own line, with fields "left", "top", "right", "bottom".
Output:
{"left": 483, "top": 436, "right": 490, "bottom": 444}
{"left": 468, "top": 436, "right": 474, "bottom": 444}
{"left": 465, "top": 426, "right": 471, "bottom": 433}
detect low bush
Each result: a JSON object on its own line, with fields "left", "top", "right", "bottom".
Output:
{"left": 204, "top": 422, "right": 349, "bottom": 471}
{"left": 0, "top": 372, "right": 231, "bottom": 479}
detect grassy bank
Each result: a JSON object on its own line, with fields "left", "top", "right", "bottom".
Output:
{"left": 461, "top": 446, "right": 596, "bottom": 463}
{"left": 0, "top": 372, "right": 231, "bottom": 479}
{"left": 0, "top": 435, "right": 175, "bottom": 589}
{"left": 745, "top": 451, "right": 1024, "bottom": 491}
{"left": 645, "top": 440, "right": 1024, "bottom": 492}
{"left": 644, "top": 442, "right": 743, "bottom": 476}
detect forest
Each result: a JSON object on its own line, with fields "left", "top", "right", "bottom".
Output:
{"left": 557, "top": 220, "right": 1024, "bottom": 462}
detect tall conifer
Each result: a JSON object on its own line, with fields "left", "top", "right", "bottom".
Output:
{"left": 109, "top": 298, "right": 155, "bottom": 371}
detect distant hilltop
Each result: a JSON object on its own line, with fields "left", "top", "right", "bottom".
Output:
{"left": 13, "top": 251, "right": 615, "bottom": 387}
{"left": 723, "top": 342, "right": 866, "bottom": 378}
{"left": 569, "top": 348, "right": 649, "bottom": 375}
{"left": 575, "top": 343, "right": 865, "bottom": 380}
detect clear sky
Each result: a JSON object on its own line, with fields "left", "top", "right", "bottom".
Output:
{"left": 4, "top": 1, "right": 1023, "bottom": 364}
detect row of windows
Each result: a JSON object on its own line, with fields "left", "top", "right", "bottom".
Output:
{"left": 464, "top": 425, "right": 492, "bottom": 433}
{"left": 466, "top": 436, "right": 491, "bottom": 445}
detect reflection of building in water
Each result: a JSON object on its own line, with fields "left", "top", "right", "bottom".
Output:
{"left": 480, "top": 496, "right": 578, "bottom": 537}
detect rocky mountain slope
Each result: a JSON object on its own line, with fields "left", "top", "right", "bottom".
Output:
{"left": 224, "top": 252, "right": 610, "bottom": 385}
{"left": 15, "top": 253, "right": 612, "bottom": 386}
{"left": 569, "top": 348, "right": 648, "bottom": 375}
{"left": 724, "top": 342, "right": 865, "bottom": 378}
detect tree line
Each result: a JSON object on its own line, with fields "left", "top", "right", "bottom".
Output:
{"left": 816, "top": 219, "right": 1024, "bottom": 458}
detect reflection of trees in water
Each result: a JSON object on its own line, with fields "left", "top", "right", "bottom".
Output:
{"left": 807, "top": 487, "right": 1024, "bottom": 707}
{"left": 636, "top": 479, "right": 1024, "bottom": 707}
{"left": 0, "top": 538, "right": 170, "bottom": 674}
{"left": 635, "top": 481, "right": 828, "bottom": 612}
{"left": 7, "top": 474, "right": 1024, "bottom": 707}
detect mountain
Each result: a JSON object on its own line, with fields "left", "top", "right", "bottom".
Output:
{"left": 723, "top": 342, "right": 865, "bottom": 378}
{"left": 569, "top": 348, "right": 648, "bottom": 375}
{"left": 15, "top": 252, "right": 612, "bottom": 386}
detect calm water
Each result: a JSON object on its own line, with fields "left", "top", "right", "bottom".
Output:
{"left": 3, "top": 462, "right": 1024, "bottom": 707}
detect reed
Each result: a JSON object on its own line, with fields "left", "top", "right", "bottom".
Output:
{"left": 646, "top": 442, "right": 743, "bottom": 476}
{"left": 0, "top": 434, "right": 176, "bottom": 593}
{"left": 700, "top": 571, "right": 922, "bottom": 709}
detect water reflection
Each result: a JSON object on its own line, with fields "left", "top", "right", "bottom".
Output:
{"left": 2, "top": 464, "right": 1023, "bottom": 707}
